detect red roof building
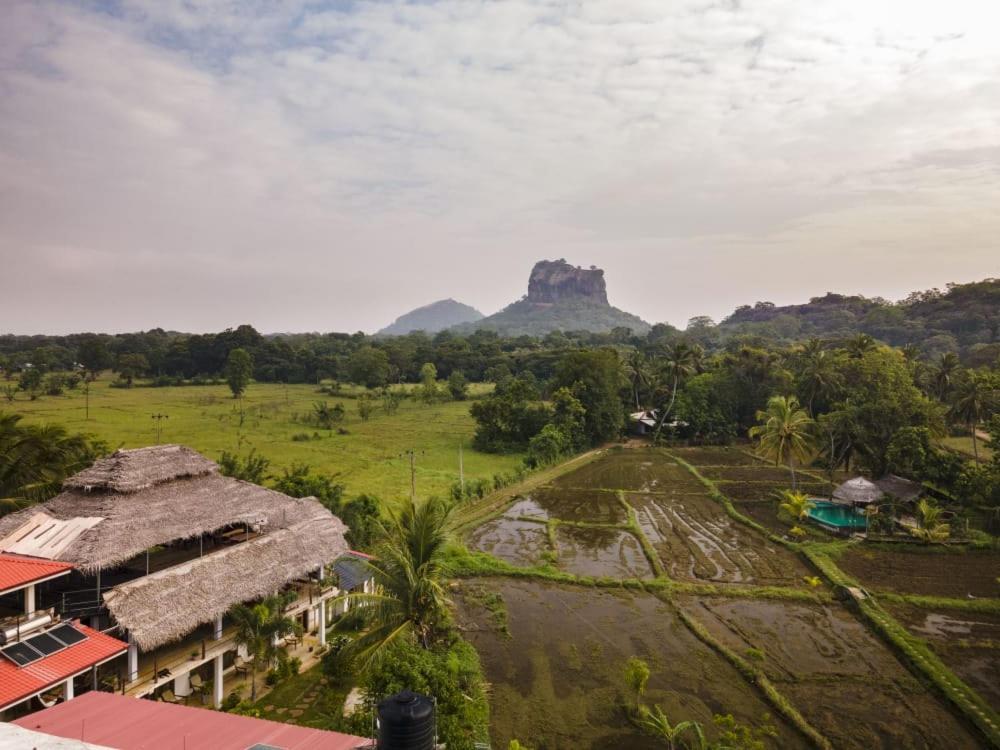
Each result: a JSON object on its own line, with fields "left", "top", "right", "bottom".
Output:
{"left": 0, "top": 623, "right": 127, "bottom": 712}
{"left": 0, "top": 553, "right": 73, "bottom": 595}
{"left": 14, "top": 691, "right": 371, "bottom": 750}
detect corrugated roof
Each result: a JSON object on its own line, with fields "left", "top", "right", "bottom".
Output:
{"left": 0, "top": 623, "right": 127, "bottom": 711}
{"left": 333, "top": 552, "right": 375, "bottom": 592}
{"left": 13, "top": 691, "right": 370, "bottom": 750}
{"left": 0, "top": 513, "right": 103, "bottom": 560}
{"left": 0, "top": 553, "right": 73, "bottom": 595}
{"left": 0, "top": 724, "right": 115, "bottom": 750}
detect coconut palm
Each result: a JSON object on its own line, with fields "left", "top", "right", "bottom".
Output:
{"left": 652, "top": 343, "right": 701, "bottom": 440}
{"left": 949, "top": 372, "right": 994, "bottom": 464}
{"left": 0, "top": 412, "right": 98, "bottom": 507}
{"left": 844, "top": 333, "right": 877, "bottom": 359}
{"left": 749, "top": 396, "right": 817, "bottom": 490}
{"left": 229, "top": 593, "right": 301, "bottom": 701}
{"left": 795, "top": 347, "right": 841, "bottom": 416}
{"left": 932, "top": 353, "right": 961, "bottom": 401}
{"left": 623, "top": 351, "right": 651, "bottom": 411}
{"left": 775, "top": 490, "right": 814, "bottom": 524}
{"left": 909, "top": 498, "right": 950, "bottom": 544}
{"left": 637, "top": 704, "right": 707, "bottom": 750}
{"left": 339, "top": 495, "right": 453, "bottom": 670}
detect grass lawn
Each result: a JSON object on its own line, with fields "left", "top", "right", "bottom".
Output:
{"left": 6, "top": 378, "right": 523, "bottom": 507}
{"left": 254, "top": 665, "right": 351, "bottom": 730}
{"left": 940, "top": 435, "right": 994, "bottom": 462}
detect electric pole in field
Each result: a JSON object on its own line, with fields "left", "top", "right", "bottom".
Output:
{"left": 151, "top": 413, "right": 169, "bottom": 444}
{"left": 458, "top": 441, "right": 465, "bottom": 495}
{"left": 400, "top": 449, "right": 425, "bottom": 502}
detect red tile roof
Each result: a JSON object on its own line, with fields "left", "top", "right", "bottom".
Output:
{"left": 14, "top": 691, "right": 370, "bottom": 750}
{"left": 0, "top": 553, "right": 73, "bottom": 594}
{"left": 0, "top": 623, "right": 127, "bottom": 711}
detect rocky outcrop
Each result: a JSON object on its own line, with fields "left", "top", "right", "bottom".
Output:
{"left": 377, "top": 299, "right": 483, "bottom": 336}
{"left": 526, "top": 260, "right": 609, "bottom": 305}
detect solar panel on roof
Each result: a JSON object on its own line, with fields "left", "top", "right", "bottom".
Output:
{"left": 1, "top": 640, "right": 42, "bottom": 666}
{"left": 245, "top": 745, "right": 285, "bottom": 750}
{"left": 26, "top": 632, "right": 64, "bottom": 656}
{"left": 49, "top": 624, "right": 86, "bottom": 646}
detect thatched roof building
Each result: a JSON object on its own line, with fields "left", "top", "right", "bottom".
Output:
{"left": 833, "top": 474, "right": 923, "bottom": 506}
{"left": 0, "top": 445, "right": 350, "bottom": 651}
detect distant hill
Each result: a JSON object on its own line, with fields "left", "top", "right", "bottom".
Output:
{"left": 377, "top": 299, "right": 484, "bottom": 336}
{"left": 454, "top": 259, "right": 650, "bottom": 337}
{"left": 717, "top": 278, "right": 1000, "bottom": 363}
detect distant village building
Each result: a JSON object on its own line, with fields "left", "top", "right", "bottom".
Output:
{"left": 0, "top": 445, "right": 357, "bottom": 716}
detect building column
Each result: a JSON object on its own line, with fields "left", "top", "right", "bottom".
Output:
{"left": 213, "top": 654, "right": 224, "bottom": 709}
{"left": 214, "top": 615, "right": 223, "bottom": 640}
{"left": 318, "top": 600, "right": 327, "bottom": 647}
{"left": 24, "top": 584, "right": 35, "bottom": 614}
{"left": 63, "top": 677, "right": 74, "bottom": 701}
{"left": 304, "top": 606, "right": 313, "bottom": 633}
{"left": 127, "top": 633, "right": 139, "bottom": 683}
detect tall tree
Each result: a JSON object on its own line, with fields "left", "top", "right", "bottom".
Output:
{"left": 224, "top": 348, "right": 253, "bottom": 398}
{"left": 229, "top": 594, "right": 301, "bottom": 701}
{"left": 339, "top": 496, "right": 452, "bottom": 669}
{"left": 949, "top": 371, "right": 996, "bottom": 464}
{"left": 749, "top": 395, "right": 816, "bottom": 489}
{"left": 652, "top": 343, "right": 700, "bottom": 439}
{"left": 932, "top": 352, "right": 961, "bottom": 401}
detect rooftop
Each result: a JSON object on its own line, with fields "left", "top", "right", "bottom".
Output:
{"left": 0, "top": 622, "right": 127, "bottom": 712}
{"left": 0, "top": 553, "right": 73, "bottom": 596}
{"left": 13, "top": 691, "right": 369, "bottom": 750}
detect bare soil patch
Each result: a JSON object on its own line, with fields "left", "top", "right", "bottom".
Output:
{"left": 838, "top": 546, "right": 1000, "bottom": 598}
{"left": 716, "top": 480, "right": 830, "bottom": 501}
{"left": 467, "top": 516, "right": 550, "bottom": 567}
{"left": 526, "top": 486, "right": 627, "bottom": 524}
{"left": 454, "top": 579, "right": 807, "bottom": 750}
{"left": 549, "top": 449, "right": 695, "bottom": 492}
{"left": 627, "top": 492, "right": 810, "bottom": 585}
{"left": 670, "top": 446, "right": 763, "bottom": 466}
{"left": 683, "top": 596, "right": 983, "bottom": 749}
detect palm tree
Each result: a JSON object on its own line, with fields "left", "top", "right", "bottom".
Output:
{"left": 652, "top": 343, "right": 701, "bottom": 440}
{"left": 909, "top": 498, "right": 950, "bottom": 544}
{"left": 749, "top": 396, "right": 817, "bottom": 490}
{"left": 229, "top": 593, "right": 301, "bottom": 701}
{"left": 637, "top": 704, "right": 706, "bottom": 750}
{"left": 795, "top": 347, "right": 840, "bottom": 416}
{"left": 339, "top": 496, "right": 453, "bottom": 670}
{"left": 0, "top": 412, "right": 97, "bottom": 507}
{"left": 844, "top": 333, "right": 877, "bottom": 359}
{"left": 932, "top": 353, "right": 961, "bottom": 401}
{"left": 775, "top": 490, "right": 814, "bottom": 524}
{"left": 623, "top": 351, "right": 651, "bottom": 411}
{"left": 949, "top": 372, "right": 993, "bottom": 464}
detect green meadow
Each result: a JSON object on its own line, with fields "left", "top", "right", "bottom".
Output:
{"left": 7, "top": 378, "right": 523, "bottom": 506}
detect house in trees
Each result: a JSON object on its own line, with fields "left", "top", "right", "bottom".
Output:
{"left": 0, "top": 445, "right": 351, "bottom": 712}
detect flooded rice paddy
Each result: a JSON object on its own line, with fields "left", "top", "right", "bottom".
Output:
{"left": 455, "top": 579, "right": 808, "bottom": 750}
{"left": 462, "top": 447, "right": 992, "bottom": 748}
{"left": 684, "top": 597, "right": 982, "bottom": 748}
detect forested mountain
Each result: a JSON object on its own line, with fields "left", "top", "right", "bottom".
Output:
{"left": 716, "top": 278, "right": 1000, "bottom": 364}
{"left": 453, "top": 259, "right": 651, "bottom": 337}
{"left": 377, "top": 299, "right": 483, "bottom": 336}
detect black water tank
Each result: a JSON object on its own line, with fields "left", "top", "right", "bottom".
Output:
{"left": 377, "top": 689, "right": 435, "bottom": 750}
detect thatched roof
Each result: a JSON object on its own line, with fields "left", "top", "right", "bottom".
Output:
{"left": 833, "top": 475, "right": 924, "bottom": 506}
{"left": 103, "top": 504, "right": 348, "bottom": 650}
{"left": 832, "top": 476, "right": 881, "bottom": 505}
{"left": 64, "top": 445, "right": 216, "bottom": 493}
{"left": 0, "top": 446, "right": 346, "bottom": 573}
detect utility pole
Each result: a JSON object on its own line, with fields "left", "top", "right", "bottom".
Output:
{"left": 83, "top": 374, "right": 90, "bottom": 421}
{"left": 458, "top": 441, "right": 465, "bottom": 495}
{"left": 151, "top": 413, "right": 169, "bottom": 444}
{"left": 400, "top": 449, "right": 423, "bottom": 502}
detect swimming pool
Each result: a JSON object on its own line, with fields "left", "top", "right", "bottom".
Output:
{"left": 807, "top": 500, "right": 868, "bottom": 532}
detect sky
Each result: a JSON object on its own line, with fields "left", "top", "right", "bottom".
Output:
{"left": 1, "top": 0, "right": 998, "bottom": 335}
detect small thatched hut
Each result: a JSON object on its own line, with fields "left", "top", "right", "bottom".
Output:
{"left": 832, "top": 474, "right": 923, "bottom": 507}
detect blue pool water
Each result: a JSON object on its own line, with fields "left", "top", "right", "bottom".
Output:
{"left": 807, "top": 500, "right": 868, "bottom": 531}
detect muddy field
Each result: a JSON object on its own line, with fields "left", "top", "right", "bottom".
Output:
{"left": 670, "top": 446, "right": 763, "bottom": 466}
{"left": 526, "top": 486, "right": 627, "bottom": 524}
{"left": 714, "top": 479, "right": 831, "bottom": 501}
{"left": 455, "top": 579, "right": 808, "bottom": 750}
{"left": 553, "top": 525, "right": 652, "bottom": 579}
{"left": 627, "top": 492, "right": 810, "bottom": 585}
{"left": 467, "top": 515, "right": 550, "bottom": 567}
{"left": 548, "top": 449, "right": 694, "bottom": 492}
{"left": 683, "top": 596, "right": 983, "bottom": 749}
{"left": 838, "top": 546, "right": 1000, "bottom": 598}
{"left": 888, "top": 603, "right": 1000, "bottom": 713}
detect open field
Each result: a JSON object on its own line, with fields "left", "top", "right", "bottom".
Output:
{"left": 685, "top": 596, "right": 982, "bottom": 748}
{"left": 458, "top": 445, "right": 997, "bottom": 748}
{"left": 6, "top": 378, "right": 523, "bottom": 506}
{"left": 941, "top": 436, "right": 995, "bottom": 462}
{"left": 455, "top": 578, "right": 808, "bottom": 750}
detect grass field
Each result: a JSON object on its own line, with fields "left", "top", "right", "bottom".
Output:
{"left": 6, "top": 377, "right": 523, "bottom": 507}
{"left": 941, "top": 435, "right": 994, "bottom": 462}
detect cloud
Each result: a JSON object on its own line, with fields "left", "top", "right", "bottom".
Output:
{"left": 0, "top": 0, "right": 998, "bottom": 333}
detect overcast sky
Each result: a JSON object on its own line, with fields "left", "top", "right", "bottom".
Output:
{"left": 2, "top": 0, "right": 998, "bottom": 335}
